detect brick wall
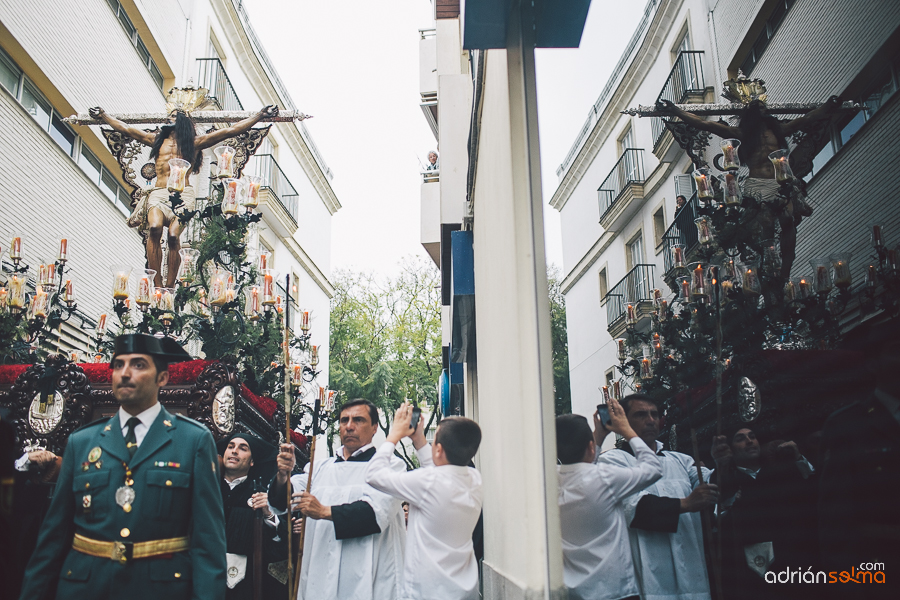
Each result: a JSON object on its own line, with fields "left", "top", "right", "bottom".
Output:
{"left": 0, "top": 92, "right": 146, "bottom": 321}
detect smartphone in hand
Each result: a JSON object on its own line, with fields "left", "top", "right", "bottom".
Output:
{"left": 597, "top": 404, "right": 612, "bottom": 427}
{"left": 410, "top": 407, "right": 422, "bottom": 432}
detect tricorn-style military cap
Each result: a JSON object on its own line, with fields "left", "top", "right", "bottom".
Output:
{"left": 110, "top": 333, "right": 192, "bottom": 366}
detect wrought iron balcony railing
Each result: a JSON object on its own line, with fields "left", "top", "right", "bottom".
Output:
{"left": 603, "top": 264, "right": 656, "bottom": 326}
{"left": 598, "top": 148, "right": 645, "bottom": 221}
{"left": 660, "top": 192, "right": 700, "bottom": 273}
{"left": 651, "top": 51, "right": 706, "bottom": 149}
{"left": 196, "top": 58, "right": 244, "bottom": 112}
{"left": 247, "top": 154, "right": 300, "bottom": 225}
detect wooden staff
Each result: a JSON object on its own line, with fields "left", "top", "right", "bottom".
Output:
{"left": 292, "top": 391, "right": 322, "bottom": 599}
{"left": 282, "top": 274, "right": 293, "bottom": 597}
{"left": 687, "top": 390, "right": 723, "bottom": 600}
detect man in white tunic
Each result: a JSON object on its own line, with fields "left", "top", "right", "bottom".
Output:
{"left": 598, "top": 394, "right": 719, "bottom": 600}
{"left": 269, "top": 399, "right": 405, "bottom": 600}
{"left": 365, "top": 403, "right": 483, "bottom": 600}
{"left": 557, "top": 397, "right": 663, "bottom": 600}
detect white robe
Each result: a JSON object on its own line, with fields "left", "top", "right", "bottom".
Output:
{"left": 291, "top": 455, "right": 406, "bottom": 600}
{"left": 598, "top": 442, "right": 712, "bottom": 600}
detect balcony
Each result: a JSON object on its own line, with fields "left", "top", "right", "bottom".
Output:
{"left": 197, "top": 58, "right": 244, "bottom": 112}
{"left": 652, "top": 51, "right": 706, "bottom": 157}
{"left": 603, "top": 264, "right": 656, "bottom": 336}
{"left": 660, "top": 192, "right": 700, "bottom": 274}
{"left": 246, "top": 154, "right": 299, "bottom": 237}
{"left": 598, "top": 149, "right": 645, "bottom": 231}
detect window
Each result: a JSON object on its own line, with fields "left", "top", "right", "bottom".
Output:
{"left": 106, "top": 0, "right": 164, "bottom": 89}
{"left": 807, "top": 56, "right": 900, "bottom": 179}
{"left": 653, "top": 207, "right": 666, "bottom": 248}
{"left": 291, "top": 272, "right": 300, "bottom": 303}
{"left": 599, "top": 267, "right": 608, "bottom": 301}
{"left": 739, "top": 0, "right": 797, "bottom": 75}
{"left": 627, "top": 234, "right": 644, "bottom": 271}
{"left": 21, "top": 81, "right": 51, "bottom": 131}
{"left": 605, "top": 369, "right": 615, "bottom": 388}
{"left": 50, "top": 113, "right": 76, "bottom": 155}
{"left": 0, "top": 49, "right": 22, "bottom": 96}
{"left": 78, "top": 145, "right": 131, "bottom": 213}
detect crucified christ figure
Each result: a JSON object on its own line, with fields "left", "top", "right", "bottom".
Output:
{"left": 658, "top": 96, "right": 842, "bottom": 278}
{"left": 89, "top": 104, "right": 278, "bottom": 288}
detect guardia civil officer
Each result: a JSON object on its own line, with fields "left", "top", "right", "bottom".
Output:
{"left": 19, "top": 334, "right": 226, "bottom": 600}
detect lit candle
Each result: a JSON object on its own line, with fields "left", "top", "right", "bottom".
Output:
{"left": 602, "top": 386, "right": 610, "bottom": 402}
{"left": 71, "top": 352, "right": 78, "bottom": 362}
{"left": 318, "top": 386, "right": 327, "bottom": 403}
{"left": 769, "top": 149, "right": 793, "bottom": 183}
{"left": 214, "top": 146, "right": 236, "bottom": 178}
{"left": 866, "top": 265, "right": 877, "bottom": 288}
{"left": 616, "top": 338, "right": 627, "bottom": 361}
{"left": 64, "top": 279, "right": 75, "bottom": 305}
{"left": 721, "top": 139, "right": 741, "bottom": 170}
{"left": 658, "top": 299, "right": 668, "bottom": 321}
{"left": 167, "top": 158, "right": 190, "bottom": 192}
{"left": 160, "top": 289, "right": 175, "bottom": 311}
{"left": 310, "top": 345, "right": 320, "bottom": 367}
{"left": 693, "top": 170, "right": 713, "bottom": 198}
{"left": 210, "top": 273, "right": 227, "bottom": 306}
{"left": 292, "top": 365, "right": 304, "bottom": 385}
{"left": 263, "top": 273, "right": 275, "bottom": 305}
{"left": 38, "top": 264, "right": 50, "bottom": 286}
{"left": 798, "top": 277, "right": 812, "bottom": 298}
{"left": 259, "top": 254, "right": 268, "bottom": 271}
{"left": 244, "top": 178, "right": 262, "bottom": 209}
{"left": 695, "top": 217, "right": 713, "bottom": 245}
{"left": 0, "top": 287, "right": 7, "bottom": 313}
{"left": 225, "top": 274, "right": 236, "bottom": 303}
{"left": 97, "top": 313, "right": 107, "bottom": 336}
{"left": 275, "top": 295, "right": 284, "bottom": 314}
{"left": 613, "top": 380, "right": 621, "bottom": 400}
{"left": 326, "top": 390, "right": 337, "bottom": 412}
{"left": 300, "top": 310, "right": 311, "bottom": 332}
{"left": 720, "top": 279, "right": 734, "bottom": 302}
{"left": 814, "top": 265, "right": 831, "bottom": 293}
{"left": 722, "top": 172, "right": 741, "bottom": 205}
{"left": 250, "top": 286, "right": 260, "bottom": 315}
{"left": 692, "top": 264, "right": 706, "bottom": 297}
{"left": 626, "top": 303, "right": 636, "bottom": 325}
{"left": 673, "top": 246, "right": 685, "bottom": 268}
{"left": 640, "top": 358, "right": 652, "bottom": 379}
{"left": 652, "top": 288, "right": 661, "bottom": 305}
{"left": 9, "top": 237, "right": 21, "bottom": 260}
{"left": 113, "top": 271, "right": 130, "bottom": 300}
{"left": 153, "top": 288, "right": 162, "bottom": 308}
{"left": 58, "top": 238, "right": 68, "bottom": 262}
{"left": 743, "top": 266, "right": 760, "bottom": 295}
{"left": 681, "top": 278, "right": 691, "bottom": 300}
{"left": 137, "top": 276, "right": 152, "bottom": 306}
{"left": 654, "top": 342, "right": 663, "bottom": 359}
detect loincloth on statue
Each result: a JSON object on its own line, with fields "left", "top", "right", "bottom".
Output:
{"left": 743, "top": 176, "right": 813, "bottom": 220}
{"left": 742, "top": 177, "right": 782, "bottom": 204}
{"left": 127, "top": 185, "right": 196, "bottom": 231}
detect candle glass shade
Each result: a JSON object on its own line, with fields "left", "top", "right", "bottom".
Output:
{"left": 209, "top": 269, "right": 229, "bottom": 306}
{"left": 616, "top": 338, "right": 627, "bottom": 361}
{"left": 672, "top": 244, "right": 685, "bottom": 269}
{"left": 261, "top": 270, "right": 276, "bottom": 305}
{"left": 247, "top": 286, "right": 261, "bottom": 320}
{"left": 156, "top": 287, "right": 176, "bottom": 312}
{"left": 32, "top": 289, "right": 49, "bottom": 318}
{"left": 136, "top": 269, "right": 156, "bottom": 307}
{"left": 221, "top": 178, "right": 245, "bottom": 215}
{"left": 310, "top": 345, "right": 320, "bottom": 368}
{"left": 292, "top": 365, "right": 304, "bottom": 386}
{"left": 721, "top": 139, "right": 741, "bottom": 170}
{"left": 741, "top": 262, "right": 762, "bottom": 295}
{"left": 810, "top": 257, "right": 833, "bottom": 293}
{"left": 678, "top": 276, "right": 692, "bottom": 301}
{"left": 694, "top": 216, "right": 714, "bottom": 245}
{"left": 63, "top": 278, "right": 75, "bottom": 306}
{"left": 718, "top": 171, "right": 742, "bottom": 206}
{"left": 784, "top": 279, "right": 798, "bottom": 302}
{"left": 761, "top": 240, "right": 782, "bottom": 276}
{"left": 300, "top": 310, "right": 311, "bottom": 333}
{"left": 690, "top": 263, "right": 707, "bottom": 298}
{"left": 869, "top": 222, "right": 885, "bottom": 248}
{"left": 8, "top": 275, "right": 26, "bottom": 309}
{"left": 243, "top": 176, "right": 262, "bottom": 209}
{"left": 625, "top": 303, "right": 637, "bottom": 326}
{"left": 58, "top": 238, "right": 68, "bottom": 262}
{"left": 9, "top": 237, "right": 22, "bottom": 261}
{"left": 97, "top": 314, "right": 108, "bottom": 337}
{"left": 0, "top": 288, "right": 7, "bottom": 314}
{"left": 658, "top": 299, "right": 668, "bottom": 321}
{"left": 225, "top": 276, "right": 236, "bottom": 303}
{"left": 214, "top": 146, "right": 236, "bottom": 178}
{"left": 692, "top": 168, "right": 714, "bottom": 199}
{"left": 866, "top": 265, "right": 878, "bottom": 288}
{"left": 258, "top": 252, "right": 271, "bottom": 272}
{"left": 888, "top": 247, "right": 899, "bottom": 273}
{"left": 166, "top": 158, "right": 191, "bottom": 192}
{"left": 640, "top": 358, "right": 653, "bottom": 380}
{"left": 111, "top": 265, "right": 133, "bottom": 301}
{"left": 178, "top": 248, "right": 200, "bottom": 284}
{"left": 768, "top": 149, "right": 794, "bottom": 183}
{"left": 797, "top": 276, "right": 814, "bottom": 299}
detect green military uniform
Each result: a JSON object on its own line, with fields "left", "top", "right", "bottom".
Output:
{"left": 19, "top": 334, "right": 226, "bottom": 600}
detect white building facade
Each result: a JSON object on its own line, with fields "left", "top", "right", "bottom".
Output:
{"left": 0, "top": 0, "right": 337, "bottom": 378}
{"left": 552, "top": 0, "right": 900, "bottom": 419}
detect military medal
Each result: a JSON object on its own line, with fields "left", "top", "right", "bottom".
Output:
{"left": 87, "top": 447, "right": 102, "bottom": 463}
{"left": 117, "top": 465, "right": 135, "bottom": 512}
{"left": 83, "top": 494, "right": 92, "bottom": 508}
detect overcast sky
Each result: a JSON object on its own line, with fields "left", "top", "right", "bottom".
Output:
{"left": 245, "top": 0, "right": 642, "bottom": 277}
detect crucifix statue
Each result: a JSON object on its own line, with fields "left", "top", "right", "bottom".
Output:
{"left": 624, "top": 72, "right": 860, "bottom": 279}
{"left": 68, "top": 82, "right": 308, "bottom": 289}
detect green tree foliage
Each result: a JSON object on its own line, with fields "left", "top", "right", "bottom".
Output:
{"left": 548, "top": 265, "right": 572, "bottom": 416}
{"left": 328, "top": 256, "right": 442, "bottom": 462}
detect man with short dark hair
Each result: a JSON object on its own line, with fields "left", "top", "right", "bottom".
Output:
{"left": 598, "top": 394, "right": 717, "bottom": 600}
{"left": 556, "top": 397, "right": 662, "bottom": 600}
{"left": 269, "top": 399, "right": 405, "bottom": 599}
{"left": 217, "top": 433, "right": 285, "bottom": 599}
{"left": 20, "top": 334, "right": 226, "bottom": 600}
{"left": 366, "top": 404, "right": 483, "bottom": 600}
